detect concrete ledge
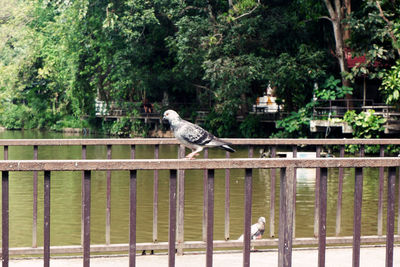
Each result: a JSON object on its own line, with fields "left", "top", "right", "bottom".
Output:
{"left": 9, "top": 246, "right": 400, "bottom": 267}
{"left": 310, "top": 120, "right": 353, "bottom": 133}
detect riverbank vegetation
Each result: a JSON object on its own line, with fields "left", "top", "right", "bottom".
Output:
{"left": 0, "top": 0, "right": 399, "bottom": 138}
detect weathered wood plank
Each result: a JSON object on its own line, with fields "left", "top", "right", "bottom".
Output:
{"left": 43, "top": 171, "right": 51, "bottom": 267}
{"left": 0, "top": 158, "right": 399, "bottom": 171}
{"left": 0, "top": 138, "right": 399, "bottom": 146}
{"left": 353, "top": 168, "right": 363, "bottom": 267}
{"left": 385, "top": 167, "right": 396, "bottom": 267}
{"left": 335, "top": 145, "right": 345, "bottom": 236}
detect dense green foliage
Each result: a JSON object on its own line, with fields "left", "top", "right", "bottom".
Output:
{"left": 0, "top": 0, "right": 399, "bottom": 138}
{"left": 342, "top": 109, "right": 386, "bottom": 154}
{"left": 343, "top": 110, "right": 386, "bottom": 139}
{"left": 346, "top": 0, "right": 400, "bottom": 99}
{"left": 381, "top": 60, "right": 400, "bottom": 104}
{"left": 315, "top": 76, "right": 353, "bottom": 101}
{"left": 272, "top": 102, "right": 315, "bottom": 138}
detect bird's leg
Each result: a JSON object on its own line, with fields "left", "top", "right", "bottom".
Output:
{"left": 185, "top": 147, "right": 203, "bottom": 159}
{"left": 185, "top": 151, "right": 199, "bottom": 159}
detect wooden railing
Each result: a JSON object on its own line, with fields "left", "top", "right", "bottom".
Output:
{"left": 1, "top": 139, "right": 400, "bottom": 267}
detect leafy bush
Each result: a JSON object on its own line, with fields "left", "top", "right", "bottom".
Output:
{"left": 380, "top": 60, "right": 400, "bottom": 105}
{"left": 110, "top": 117, "right": 134, "bottom": 137}
{"left": 0, "top": 104, "right": 31, "bottom": 129}
{"left": 109, "top": 109, "right": 148, "bottom": 137}
{"left": 272, "top": 102, "right": 315, "bottom": 138}
{"left": 314, "top": 75, "right": 353, "bottom": 100}
{"left": 203, "top": 110, "right": 238, "bottom": 137}
{"left": 239, "top": 115, "right": 263, "bottom": 138}
{"left": 109, "top": 117, "right": 147, "bottom": 137}
{"left": 51, "top": 116, "right": 89, "bottom": 132}
{"left": 342, "top": 110, "right": 386, "bottom": 154}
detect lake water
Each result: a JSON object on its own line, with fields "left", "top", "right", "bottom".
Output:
{"left": 0, "top": 130, "right": 393, "bottom": 248}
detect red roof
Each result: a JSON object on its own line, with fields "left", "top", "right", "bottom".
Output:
{"left": 345, "top": 48, "right": 380, "bottom": 68}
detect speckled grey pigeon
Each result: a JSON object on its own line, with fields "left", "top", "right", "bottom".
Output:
{"left": 162, "top": 110, "right": 235, "bottom": 159}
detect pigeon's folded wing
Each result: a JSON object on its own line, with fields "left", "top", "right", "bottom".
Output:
{"left": 178, "top": 122, "right": 214, "bottom": 146}
{"left": 250, "top": 224, "right": 259, "bottom": 237}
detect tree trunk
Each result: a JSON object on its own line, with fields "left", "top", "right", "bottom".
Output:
{"left": 240, "top": 93, "right": 248, "bottom": 115}
{"left": 323, "top": 0, "right": 352, "bottom": 108}
{"left": 343, "top": 0, "right": 353, "bottom": 109}
{"left": 343, "top": 0, "right": 351, "bottom": 41}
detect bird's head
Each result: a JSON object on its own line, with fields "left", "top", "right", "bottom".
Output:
{"left": 258, "top": 217, "right": 266, "bottom": 225}
{"left": 162, "top": 109, "right": 181, "bottom": 124}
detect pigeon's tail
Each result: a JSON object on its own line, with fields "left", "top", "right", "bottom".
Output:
{"left": 221, "top": 144, "right": 235, "bottom": 153}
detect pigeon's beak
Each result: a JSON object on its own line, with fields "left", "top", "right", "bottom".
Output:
{"left": 162, "top": 115, "right": 169, "bottom": 124}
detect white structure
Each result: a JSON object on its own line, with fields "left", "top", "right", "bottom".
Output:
{"left": 253, "top": 84, "right": 281, "bottom": 113}
{"left": 95, "top": 100, "right": 109, "bottom": 116}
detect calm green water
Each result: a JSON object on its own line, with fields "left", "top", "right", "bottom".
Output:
{"left": 0, "top": 130, "right": 394, "bottom": 247}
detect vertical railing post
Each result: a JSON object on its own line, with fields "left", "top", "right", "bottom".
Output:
{"left": 243, "top": 169, "right": 253, "bottom": 267}
{"left": 153, "top": 145, "right": 159, "bottom": 243}
{"left": 131, "top": 145, "right": 136, "bottom": 160}
{"left": 203, "top": 148, "right": 208, "bottom": 242}
{"left": 245, "top": 144, "right": 253, "bottom": 264}
{"left": 314, "top": 145, "right": 321, "bottom": 237}
{"left": 224, "top": 151, "right": 230, "bottom": 241}
{"left": 278, "top": 167, "right": 295, "bottom": 267}
{"left": 130, "top": 145, "right": 136, "bottom": 266}
{"left": 169, "top": 170, "right": 177, "bottom": 267}
{"left": 385, "top": 167, "right": 396, "bottom": 267}
{"left": 278, "top": 168, "right": 286, "bottom": 267}
{"left": 359, "top": 145, "right": 365, "bottom": 157}
{"left": 129, "top": 169, "right": 137, "bottom": 267}
{"left": 83, "top": 170, "right": 91, "bottom": 267}
{"left": 4, "top": 146, "right": 8, "bottom": 160}
{"left": 44, "top": 171, "right": 51, "bottom": 267}
{"left": 292, "top": 146, "right": 297, "bottom": 238}
{"left": 106, "top": 145, "right": 112, "bottom": 245}
{"left": 378, "top": 146, "right": 384, "bottom": 236}
{"left": 318, "top": 168, "right": 328, "bottom": 267}
{"left": 2, "top": 146, "right": 9, "bottom": 267}
{"left": 248, "top": 146, "right": 254, "bottom": 158}
{"left": 398, "top": 163, "right": 400, "bottom": 235}
{"left": 336, "top": 145, "right": 345, "bottom": 236}
{"left": 81, "top": 145, "right": 87, "bottom": 247}
{"left": 352, "top": 167, "right": 363, "bottom": 267}
{"left": 206, "top": 169, "right": 215, "bottom": 267}
{"left": 33, "top": 145, "right": 38, "bottom": 248}
{"left": 2, "top": 170, "right": 9, "bottom": 267}
{"left": 177, "top": 145, "right": 185, "bottom": 255}
{"left": 270, "top": 146, "right": 277, "bottom": 237}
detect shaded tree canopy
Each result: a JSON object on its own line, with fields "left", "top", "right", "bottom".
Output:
{"left": 0, "top": 0, "right": 399, "bottom": 137}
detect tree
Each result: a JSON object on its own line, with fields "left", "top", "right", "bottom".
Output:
{"left": 346, "top": 0, "right": 400, "bottom": 105}
{"left": 0, "top": 0, "right": 339, "bottom": 137}
{"left": 322, "top": 0, "right": 352, "bottom": 105}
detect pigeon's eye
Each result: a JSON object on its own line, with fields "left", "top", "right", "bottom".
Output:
{"left": 166, "top": 113, "right": 169, "bottom": 116}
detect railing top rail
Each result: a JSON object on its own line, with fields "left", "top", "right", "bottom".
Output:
{"left": 0, "top": 157, "right": 399, "bottom": 171}
{"left": 0, "top": 138, "right": 400, "bottom": 146}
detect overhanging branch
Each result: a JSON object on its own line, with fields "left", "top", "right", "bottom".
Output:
{"left": 232, "top": 0, "right": 261, "bottom": 21}
{"left": 375, "top": 0, "right": 400, "bottom": 57}
{"left": 192, "top": 83, "right": 217, "bottom": 97}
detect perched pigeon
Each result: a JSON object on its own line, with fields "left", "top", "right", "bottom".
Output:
{"left": 162, "top": 110, "right": 235, "bottom": 159}
{"left": 238, "top": 216, "right": 266, "bottom": 241}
